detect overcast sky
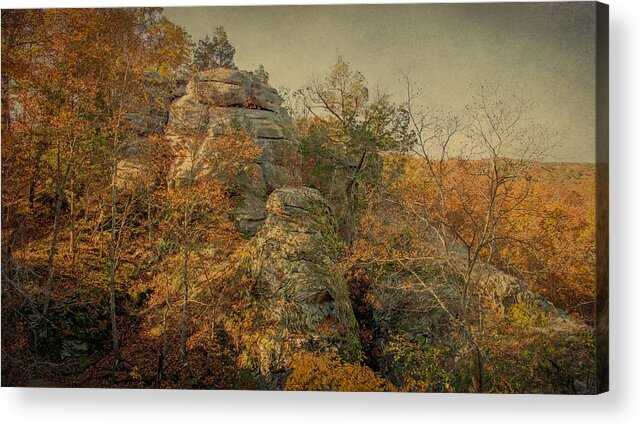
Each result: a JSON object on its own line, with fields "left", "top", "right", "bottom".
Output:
{"left": 164, "top": 2, "right": 597, "bottom": 162}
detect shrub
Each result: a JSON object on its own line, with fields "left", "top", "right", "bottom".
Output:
{"left": 285, "top": 350, "right": 392, "bottom": 392}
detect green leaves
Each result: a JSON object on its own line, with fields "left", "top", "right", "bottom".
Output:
{"left": 192, "top": 26, "right": 236, "bottom": 71}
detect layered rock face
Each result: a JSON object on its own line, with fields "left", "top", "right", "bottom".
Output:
{"left": 228, "top": 187, "right": 361, "bottom": 380}
{"left": 161, "top": 69, "right": 360, "bottom": 380}
{"left": 165, "top": 68, "right": 301, "bottom": 234}
{"left": 118, "top": 67, "right": 301, "bottom": 234}
{"left": 116, "top": 68, "right": 359, "bottom": 380}
{"left": 253, "top": 187, "right": 360, "bottom": 354}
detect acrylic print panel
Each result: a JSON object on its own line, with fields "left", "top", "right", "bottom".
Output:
{"left": 0, "top": 2, "right": 608, "bottom": 393}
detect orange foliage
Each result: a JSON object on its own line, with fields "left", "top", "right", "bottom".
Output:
{"left": 497, "top": 164, "right": 596, "bottom": 321}
{"left": 285, "top": 350, "right": 392, "bottom": 392}
{"left": 358, "top": 155, "right": 597, "bottom": 322}
{"left": 160, "top": 128, "right": 262, "bottom": 250}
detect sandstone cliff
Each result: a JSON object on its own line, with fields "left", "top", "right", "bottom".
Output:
{"left": 165, "top": 68, "right": 301, "bottom": 235}
{"left": 221, "top": 187, "right": 360, "bottom": 383}
{"left": 162, "top": 69, "right": 360, "bottom": 381}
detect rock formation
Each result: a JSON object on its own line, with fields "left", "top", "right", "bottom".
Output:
{"left": 165, "top": 68, "right": 301, "bottom": 235}
{"left": 223, "top": 187, "right": 361, "bottom": 382}
{"left": 253, "top": 187, "right": 360, "bottom": 355}
{"left": 160, "top": 69, "right": 359, "bottom": 381}
{"left": 119, "top": 67, "right": 590, "bottom": 391}
{"left": 117, "top": 67, "right": 301, "bottom": 235}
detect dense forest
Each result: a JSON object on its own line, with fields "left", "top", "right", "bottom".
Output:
{"left": 1, "top": 8, "right": 599, "bottom": 393}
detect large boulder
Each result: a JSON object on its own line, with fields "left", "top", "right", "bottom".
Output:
{"left": 226, "top": 187, "right": 361, "bottom": 382}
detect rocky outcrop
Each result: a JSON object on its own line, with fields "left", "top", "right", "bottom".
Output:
{"left": 116, "top": 68, "right": 357, "bottom": 383}
{"left": 226, "top": 187, "right": 360, "bottom": 381}
{"left": 191, "top": 68, "right": 286, "bottom": 113}
{"left": 161, "top": 70, "right": 359, "bottom": 381}
{"left": 165, "top": 68, "right": 300, "bottom": 235}
{"left": 116, "top": 68, "right": 301, "bottom": 234}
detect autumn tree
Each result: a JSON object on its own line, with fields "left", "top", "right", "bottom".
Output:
{"left": 493, "top": 164, "right": 597, "bottom": 321}
{"left": 97, "top": 10, "right": 191, "bottom": 364}
{"left": 14, "top": 10, "right": 107, "bottom": 318}
{"left": 1, "top": 8, "right": 192, "bottom": 363}
{"left": 286, "top": 350, "right": 392, "bottom": 392}
{"left": 1, "top": 10, "right": 44, "bottom": 133}
{"left": 395, "top": 80, "right": 556, "bottom": 391}
{"left": 0, "top": 10, "right": 48, "bottom": 274}
{"left": 253, "top": 64, "right": 269, "bottom": 84}
{"left": 161, "top": 125, "right": 261, "bottom": 365}
{"left": 297, "top": 56, "right": 412, "bottom": 243}
{"left": 192, "top": 26, "right": 236, "bottom": 70}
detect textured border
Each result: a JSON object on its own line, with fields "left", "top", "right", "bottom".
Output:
{"left": 595, "top": 0, "right": 609, "bottom": 395}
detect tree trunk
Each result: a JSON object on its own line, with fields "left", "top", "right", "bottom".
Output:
{"left": 42, "top": 137, "right": 76, "bottom": 317}
{"left": 471, "top": 346, "right": 483, "bottom": 393}
{"left": 2, "top": 75, "right": 11, "bottom": 132}
{"left": 42, "top": 191, "right": 64, "bottom": 317}
{"left": 108, "top": 162, "right": 121, "bottom": 364}
{"left": 342, "top": 148, "right": 367, "bottom": 246}
{"left": 180, "top": 238, "right": 190, "bottom": 365}
{"left": 69, "top": 187, "right": 77, "bottom": 272}
{"left": 147, "top": 201, "right": 152, "bottom": 244}
{"left": 343, "top": 179, "right": 358, "bottom": 246}
{"left": 28, "top": 169, "right": 38, "bottom": 211}
{"left": 108, "top": 264, "right": 120, "bottom": 364}
{"left": 156, "top": 275, "right": 171, "bottom": 387}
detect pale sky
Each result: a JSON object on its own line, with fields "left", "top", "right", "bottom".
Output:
{"left": 164, "top": 2, "right": 597, "bottom": 162}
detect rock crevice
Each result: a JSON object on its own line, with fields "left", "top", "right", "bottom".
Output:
{"left": 227, "top": 187, "right": 361, "bottom": 381}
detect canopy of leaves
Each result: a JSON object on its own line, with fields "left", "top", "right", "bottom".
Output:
{"left": 1, "top": 8, "right": 192, "bottom": 233}
{"left": 294, "top": 57, "right": 415, "bottom": 241}
{"left": 191, "top": 26, "right": 236, "bottom": 71}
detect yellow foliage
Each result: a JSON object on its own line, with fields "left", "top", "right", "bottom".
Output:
{"left": 285, "top": 350, "right": 392, "bottom": 392}
{"left": 129, "top": 366, "right": 143, "bottom": 382}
